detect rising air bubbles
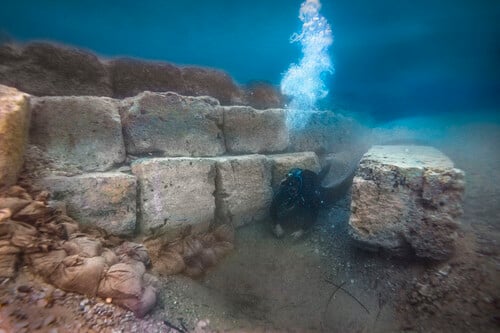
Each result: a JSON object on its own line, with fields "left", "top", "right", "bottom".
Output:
{"left": 280, "top": 0, "right": 334, "bottom": 130}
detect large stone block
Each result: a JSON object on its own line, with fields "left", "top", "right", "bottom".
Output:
{"left": 131, "top": 157, "right": 216, "bottom": 235}
{"left": 0, "top": 85, "right": 30, "bottom": 189}
{"left": 211, "top": 155, "right": 272, "bottom": 227}
{"left": 289, "top": 111, "right": 365, "bottom": 154}
{"left": 266, "top": 152, "right": 320, "bottom": 190}
{"left": 120, "top": 92, "right": 225, "bottom": 157}
{"left": 0, "top": 42, "right": 112, "bottom": 97}
{"left": 223, "top": 106, "right": 289, "bottom": 154}
{"left": 348, "top": 145, "right": 465, "bottom": 260}
{"left": 37, "top": 173, "right": 137, "bottom": 236}
{"left": 30, "top": 96, "right": 126, "bottom": 172}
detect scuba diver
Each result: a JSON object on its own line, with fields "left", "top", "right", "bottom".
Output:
{"left": 270, "top": 163, "right": 356, "bottom": 239}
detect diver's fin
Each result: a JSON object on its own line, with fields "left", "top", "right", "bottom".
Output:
{"left": 317, "top": 163, "right": 331, "bottom": 181}
{"left": 319, "top": 159, "right": 359, "bottom": 205}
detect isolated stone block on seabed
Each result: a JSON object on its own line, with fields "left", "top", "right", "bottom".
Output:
{"left": 348, "top": 145, "right": 465, "bottom": 260}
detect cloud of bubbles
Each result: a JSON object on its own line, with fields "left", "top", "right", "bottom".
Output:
{"left": 280, "top": 0, "right": 334, "bottom": 130}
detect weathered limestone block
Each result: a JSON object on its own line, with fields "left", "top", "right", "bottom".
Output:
{"left": 289, "top": 111, "right": 365, "bottom": 154}
{"left": 37, "top": 173, "right": 137, "bottom": 236}
{"left": 223, "top": 106, "right": 289, "bottom": 154}
{"left": 211, "top": 155, "right": 272, "bottom": 227}
{"left": 348, "top": 145, "right": 465, "bottom": 260}
{"left": 131, "top": 157, "right": 216, "bottom": 235}
{"left": 0, "top": 42, "right": 112, "bottom": 97}
{"left": 30, "top": 96, "right": 125, "bottom": 172}
{"left": 120, "top": 92, "right": 225, "bottom": 157}
{"left": 266, "top": 152, "right": 320, "bottom": 190}
{"left": 0, "top": 85, "right": 30, "bottom": 189}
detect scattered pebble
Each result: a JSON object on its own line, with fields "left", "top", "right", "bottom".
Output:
{"left": 31, "top": 317, "right": 44, "bottom": 330}
{"left": 14, "top": 321, "right": 29, "bottom": 329}
{"left": 43, "top": 314, "right": 56, "bottom": 326}
{"left": 52, "top": 289, "right": 65, "bottom": 299}
{"left": 438, "top": 264, "right": 451, "bottom": 276}
{"left": 17, "top": 285, "right": 32, "bottom": 293}
{"left": 37, "top": 298, "right": 49, "bottom": 308}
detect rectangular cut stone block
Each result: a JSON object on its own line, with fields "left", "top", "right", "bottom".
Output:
{"left": 211, "top": 155, "right": 273, "bottom": 227}
{"left": 37, "top": 173, "right": 137, "bottom": 236}
{"left": 266, "top": 152, "right": 320, "bottom": 190}
{"left": 120, "top": 92, "right": 225, "bottom": 157}
{"left": 30, "top": 96, "right": 125, "bottom": 172}
{"left": 131, "top": 157, "right": 216, "bottom": 235}
{"left": 348, "top": 145, "right": 465, "bottom": 260}
{"left": 289, "top": 111, "right": 364, "bottom": 154}
{"left": 223, "top": 106, "right": 289, "bottom": 154}
{"left": 0, "top": 85, "right": 30, "bottom": 189}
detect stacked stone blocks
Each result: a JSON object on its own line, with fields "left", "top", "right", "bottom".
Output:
{"left": 21, "top": 89, "right": 348, "bottom": 237}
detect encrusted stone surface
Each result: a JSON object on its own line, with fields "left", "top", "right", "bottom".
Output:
{"left": 108, "top": 58, "right": 244, "bottom": 105}
{"left": 30, "top": 96, "right": 125, "bottom": 172}
{"left": 120, "top": 92, "right": 225, "bottom": 157}
{"left": 241, "top": 82, "right": 284, "bottom": 110}
{"left": 37, "top": 173, "right": 137, "bottom": 236}
{"left": 0, "top": 85, "right": 30, "bottom": 189}
{"left": 266, "top": 152, "right": 320, "bottom": 190}
{"left": 211, "top": 155, "right": 272, "bottom": 227}
{"left": 223, "top": 106, "right": 289, "bottom": 154}
{"left": 289, "top": 111, "right": 365, "bottom": 154}
{"left": 0, "top": 42, "right": 112, "bottom": 97}
{"left": 348, "top": 145, "right": 465, "bottom": 260}
{"left": 131, "top": 157, "right": 216, "bottom": 235}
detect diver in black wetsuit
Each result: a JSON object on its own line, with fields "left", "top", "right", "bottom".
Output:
{"left": 270, "top": 163, "right": 355, "bottom": 239}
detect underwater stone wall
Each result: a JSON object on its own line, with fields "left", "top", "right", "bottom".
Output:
{"left": 30, "top": 96, "right": 126, "bottom": 171}
{"left": 19, "top": 89, "right": 360, "bottom": 238}
{"left": 0, "top": 86, "right": 30, "bottom": 189}
{"left": 37, "top": 173, "right": 137, "bottom": 236}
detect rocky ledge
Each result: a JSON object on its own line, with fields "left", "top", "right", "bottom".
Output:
{"left": 0, "top": 41, "right": 284, "bottom": 109}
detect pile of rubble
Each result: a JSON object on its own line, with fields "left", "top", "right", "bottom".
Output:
{"left": 0, "top": 185, "right": 156, "bottom": 317}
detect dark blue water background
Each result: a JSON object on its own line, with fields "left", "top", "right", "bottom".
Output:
{"left": 1, "top": 0, "right": 499, "bottom": 122}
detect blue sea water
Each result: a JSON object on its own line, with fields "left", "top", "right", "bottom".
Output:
{"left": 1, "top": 0, "right": 499, "bottom": 122}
